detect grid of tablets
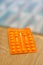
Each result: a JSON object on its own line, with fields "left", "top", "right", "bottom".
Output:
{"left": 8, "top": 28, "right": 36, "bottom": 54}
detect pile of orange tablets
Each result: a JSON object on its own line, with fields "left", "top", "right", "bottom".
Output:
{"left": 8, "top": 28, "right": 36, "bottom": 54}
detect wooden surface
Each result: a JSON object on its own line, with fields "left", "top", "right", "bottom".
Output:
{"left": 0, "top": 27, "right": 43, "bottom": 65}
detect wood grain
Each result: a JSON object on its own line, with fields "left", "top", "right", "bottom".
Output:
{"left": 0, "top": 27, "right": 43, "bottom": 65}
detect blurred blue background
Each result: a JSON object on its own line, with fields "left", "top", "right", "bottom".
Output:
{"left": 0, "top": 0, "right": 43, "bottom": 34}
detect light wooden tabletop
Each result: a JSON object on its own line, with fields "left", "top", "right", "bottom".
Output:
{"left": 0, "top": 27, "right": 43, "bottom": 65}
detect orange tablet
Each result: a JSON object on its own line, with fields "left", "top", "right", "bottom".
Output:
{"left": 8, "top": 28, "right": 36, "bottom": 54}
